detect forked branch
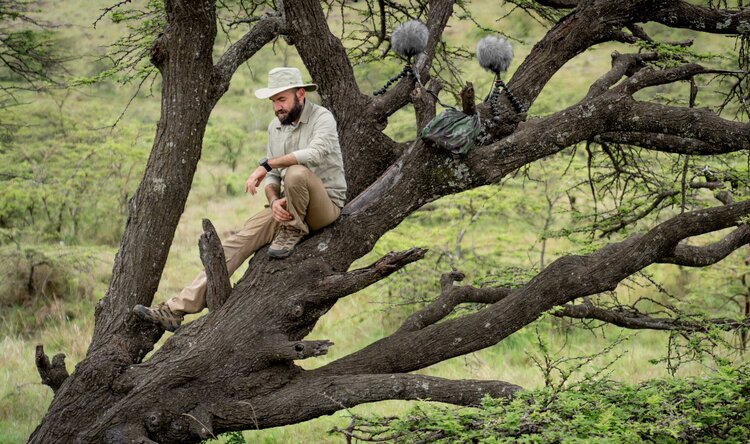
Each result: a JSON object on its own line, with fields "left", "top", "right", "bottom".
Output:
{"left": 316, "top": 200, "right": 750, "bottom": 377}
{"left": 585, "top": 51, "right": 658, "bottom": 100}
{"left": 35, "top": 345, "right": 69, "bottom": 393}
{"left": 398, "top": 271, "right": 512, "bottom": 333}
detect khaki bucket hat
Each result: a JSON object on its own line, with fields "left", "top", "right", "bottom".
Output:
{"left": 254, "top": 67, "right": 318, "bottom": 99}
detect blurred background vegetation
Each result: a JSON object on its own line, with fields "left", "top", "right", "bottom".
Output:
{"left": 1, "top": 0, "right": 749, "bottom": 442}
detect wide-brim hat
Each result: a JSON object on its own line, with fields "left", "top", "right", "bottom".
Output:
{"left": 255, "top": 67, "right": 318, "bottom": 99}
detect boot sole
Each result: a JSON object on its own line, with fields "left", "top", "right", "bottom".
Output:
{"left": 268, "top": 247, "right": 295, "bottom": 259}
{"left": 133, "top": 305, "right": 180, "bottom": 332}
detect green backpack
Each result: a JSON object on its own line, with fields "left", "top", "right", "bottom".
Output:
{"left": 420, "top": 109, "right": 482, "bottom": 156}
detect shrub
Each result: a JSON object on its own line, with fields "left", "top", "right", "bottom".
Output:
{"left": 0, "top": 244, "right": 97, "bottom": 332}
{"left": 334, "top": 364, "right": 750, "bottom": 443}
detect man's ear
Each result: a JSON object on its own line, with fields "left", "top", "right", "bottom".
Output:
{"left": 296, "top": 88, "right": 306, "bottom": 101}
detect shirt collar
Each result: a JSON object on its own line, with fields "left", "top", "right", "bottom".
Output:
{"left": 298, "top": 99, "right": 313, "bottom": 124}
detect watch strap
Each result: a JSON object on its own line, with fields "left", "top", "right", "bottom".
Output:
{"left": 260, "top": 158, "right": 272, "bottom": 172}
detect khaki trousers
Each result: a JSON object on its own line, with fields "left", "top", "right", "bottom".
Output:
{"left": 167, "top": 165, "right": 341, "bottom": 314}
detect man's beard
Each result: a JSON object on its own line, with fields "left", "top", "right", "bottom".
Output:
{"left": 278, "top": 96, "right": 304, "bottom": 125}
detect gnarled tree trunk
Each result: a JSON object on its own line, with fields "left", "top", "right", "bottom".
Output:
{"left": 30, "top": 0, "right": 750, "bottom": 442}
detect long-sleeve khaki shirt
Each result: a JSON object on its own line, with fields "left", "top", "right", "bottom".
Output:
{"left": 262, "top": 100, "right": 347, "bottom": 208}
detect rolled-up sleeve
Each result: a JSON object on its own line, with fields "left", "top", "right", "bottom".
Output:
{"left": 293, "top": 112, "right": 338, "bottom": 167}
{"left": 262, "top": 139, "right": 282, "bottom": 189}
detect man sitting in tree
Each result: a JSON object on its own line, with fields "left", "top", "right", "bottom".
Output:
{"left": 133, "top": 67, "right": 347, "bottom": 331}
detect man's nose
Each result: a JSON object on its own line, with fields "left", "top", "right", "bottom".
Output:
{"left": 274, "top": 102, "right": 283, "bottom": 112}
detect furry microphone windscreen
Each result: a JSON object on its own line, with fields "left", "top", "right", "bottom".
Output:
{"left": 391, "top": 20, "right": 429, "bottom": 59}
{"left": 476, "top": 36, "right": 514, "bottom": 74}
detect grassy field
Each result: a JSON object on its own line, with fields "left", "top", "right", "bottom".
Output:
{"left": 1, "top": 1, "right": 749, "bottom": 443}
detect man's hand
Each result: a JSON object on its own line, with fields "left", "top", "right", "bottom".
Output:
{"left": 271, "top": 198, "right": 293, "bottom": 222}
{"left": 244, "top": 166, "right": 267, "bottom": 195}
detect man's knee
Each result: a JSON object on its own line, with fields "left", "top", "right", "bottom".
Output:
{"left": 284, "top": 165, "right": 311, "bottom": 189}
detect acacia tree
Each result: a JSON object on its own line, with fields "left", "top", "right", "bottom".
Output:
{"left": 29, "top": 0, "right": 750, "bottom": 442}
{"left": 0, "top": 0, "right": 62, "bottom": 107}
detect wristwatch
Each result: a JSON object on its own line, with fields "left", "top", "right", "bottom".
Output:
{"left": 259, "top": 158, "right": 272, "bottom": 172}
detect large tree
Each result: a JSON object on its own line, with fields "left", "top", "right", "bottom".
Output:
{"left": 29, "top": 0, "right": 750, "bottom": 442}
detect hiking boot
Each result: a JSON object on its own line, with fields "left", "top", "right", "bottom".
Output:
{"left": 268, "top": 225, "right": 304, "bottom": 259}
{"left": 133, "top": 303, "right": 184, "bottom": 332}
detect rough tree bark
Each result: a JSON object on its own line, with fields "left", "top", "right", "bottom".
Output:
{"left": 29, "top": 0, "right": 750, "bottom": 442}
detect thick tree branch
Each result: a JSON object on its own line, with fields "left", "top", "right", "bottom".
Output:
{"left": 660, "top": 225, "right": 750, "bottom": 267}
{"left": 398, "top": 271, "right": 512, "bottom": 333}
{"left": 594, "top": 132, "right": 737, "bottom": 156}
{"left": 470, "top": 67, "right": 734, "bottom": 186}
{"left": 470, "top": 62, "right": 749, "bottom": 186}
{"left": 507, "top": 0, "right": 673, "bottom": 118}
{"left": 199, "top": 219, "right": 231, "bottom": 311}
{"left": 316, "top": 200, "right": 750, "bottom": 376}
{"left": 212, "top": 16, "right": 282, "bottom": 102}
{"left": 212, "top": 374, "right": 522, "bottom": 430}
{"left": 467, "top": 100, "right": 604, "bottom": 184}
{"left": 35, "top": 345, "right": 69, "bottom": 393}
{"left": 32, "top": 3, "right": 221, "bottom": 439}
{"left": 606, "top": 101, "right": 750, "bottom": 156}
{"left": 557, "top": 301, "right": 750, "bottom": 332}
{"left": 651, "top": 1, "right": 750, "bottom": 35}
{"left": 282, "top": 0, "right": 367, "bottom": 114}
{"left": 618, "top": 64, "right": 730, "bottom": 96}
{"left": 90, "top": 0, "right": 219, "bottom": 353}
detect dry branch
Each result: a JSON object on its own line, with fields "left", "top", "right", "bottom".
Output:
{"left": 34, "top": 345, "right": 68, "bottom": 393}
{"left": 557, "top": 301, "right": 750, "bottom": 332}
{"left": 271, "top": 339, "right": 334, "bottom": 361}
{"left": 199, "top": 219, "right": 232, "bottom": 312}
{"left": 313, "top": 247, "right": 427, "bottom": 301}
